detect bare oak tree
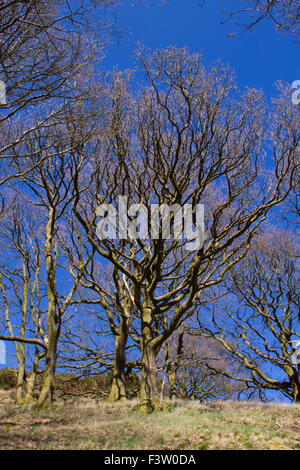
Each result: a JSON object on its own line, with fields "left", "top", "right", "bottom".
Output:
{"left": 0, "top": 0, "right": 120, "bottom": 193}
{"left": 72, "top": 47, "right": 299, "bottom": 411}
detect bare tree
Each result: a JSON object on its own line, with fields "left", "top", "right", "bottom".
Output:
{"left": 197, "top": 0, "right": 299, "bottom": 38}
{"left": 0, "top": 0, "right": 136, "bottom": 406}
{"left": 223, "top": 0, "right": 300, "bottom": 38}
{"left": 8, "top": 96, "right": 103, "bottom": 408}
{"left": 72, "top": 47, "right": 299, "bottom": 411}
{"left": 59, "top": 256, "right": 140, "bottom": 402}
{"left": 0, "top": 199, "right": 48, "bottom": 403}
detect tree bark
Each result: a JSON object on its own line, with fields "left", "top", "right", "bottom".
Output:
{"left": 108, "top": 318, "right": 128, "bottom": 402}
{"left": 292, "top": 376, "right": 300, "bottom": 403}
{"left": 140, "top": 341, "right": 159, "bottom": 412}
{"left": 25, "top": 371, "right": 36, "bottom": 403}
{"left": 16, "top": 258, "right": 29, "bottom": 404}
{"left": 165, "top": 324, "right": 184, "bottom": 402}
{"left": 37, "top": 310, "right": 57, "bottom": 408}
{"left": 139, "top": 303, "right": 160, "bottom": 412}
{"left": 24, "top": 348, "right": 43, "bottom": 403}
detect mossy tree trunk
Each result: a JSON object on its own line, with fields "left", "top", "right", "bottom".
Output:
{"left": 16, "top": 347, "right": 26, "bottom": 404}
{"left": 25, "top": 370, "right": 36, "bottom": 403}
{"left": 37, "top": 292, "right": 58, "bottom": 407}
{"left": 138, "top": 257, "right": 202, "bottom": 412}
{"left": 36, "top": 207, "right": 59, "bottom": 409}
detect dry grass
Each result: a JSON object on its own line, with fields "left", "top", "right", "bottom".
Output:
{"left": 1, "top": 392, "right": 300, "bottom": 450}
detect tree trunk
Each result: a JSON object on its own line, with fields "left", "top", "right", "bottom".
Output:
{"left": 164, "top": 342, "right": 176, "bottom": 402}
{"left": 16, "top": 258, "right": 29, "bottom": 404}
{"left": 37, "top": 312, "right": 57, "bottom": 408}
{"left": 16, "top": 350, "right": 26, "bottom": 404}
{"left": 140, "top": 341, "right": 159, "bottom": 412}
{"left": 164, "top": 324, "right": 184, "bottom": 402}
{"left": 36, "top": 207, "right": 58, "bottom": 409}
{"left": 108, "top": 320, "right": 128, "bottom": 402}
{"left": 139, "top": 303, "right": 161, "bottom": 412}
{"left": 37, "top": 342, "right": 57, "bottom": 407}
{"left": 24, "top": 348, "right": 42, "bottom": 403}
{"left": 293, "top": 379, "right": 300, "bottom": 403}
{"left": 167, "top": 369, "right": 177, "bottom": 402}
{"left": 25, "top": 371, "right": 36, "bottom": 403}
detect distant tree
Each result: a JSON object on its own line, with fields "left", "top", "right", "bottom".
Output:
{"left": 162, "top": 326, "right": 246, "bottom": 401}
{"left": 0, "top": 200, "right": 47, "bottom": 403}
{"left": 198, "top": 1, "right": 299, "bottom": 38}
{"left": 194, "top": 230, "right": 300, "bottom": 403}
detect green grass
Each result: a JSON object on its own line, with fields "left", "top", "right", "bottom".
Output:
{"left": 1, "top": 393, "right": 300, "bottom": 450}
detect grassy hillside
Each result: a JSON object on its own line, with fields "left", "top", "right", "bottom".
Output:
{"left": 1, "top": 391, "right": 300, "bottom": 450}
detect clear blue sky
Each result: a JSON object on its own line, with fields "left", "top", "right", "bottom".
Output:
{"left": 103, "top": 0, "right": 299, "bottom": 98}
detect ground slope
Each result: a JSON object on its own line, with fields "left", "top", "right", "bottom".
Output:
{"left": 0, "top": 393, "right": 300, "bottom": 450}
